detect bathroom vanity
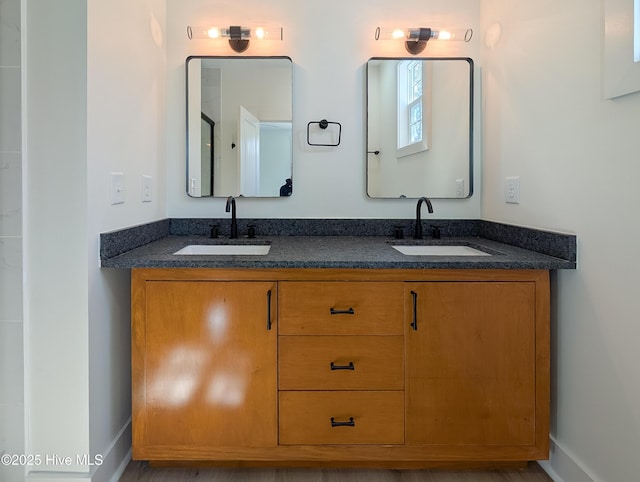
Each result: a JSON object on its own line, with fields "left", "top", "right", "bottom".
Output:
{"left": 131, "top": 266, "right": 548, "bottom": 465}
{"left": 100, "top": 221, "right": 576, "bottom": 468}
{"left": 102, "top": 49, "right": 575, "bottom": 467}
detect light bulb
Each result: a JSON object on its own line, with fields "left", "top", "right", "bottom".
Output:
{"left": 255, "top": 27, "right": 265, "bottom": 40}
{"left": 432, "top": 29, "right": 473, "bottom": 42}
{"left": 207, "top": 27, "right": 220, "bottom": 39}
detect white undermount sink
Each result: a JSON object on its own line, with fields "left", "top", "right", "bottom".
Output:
{"left": 391, "top": 245, "right": 491, "bottom": 256}
{"left": 173, "top": 244, "right": 271, "bottom": 256}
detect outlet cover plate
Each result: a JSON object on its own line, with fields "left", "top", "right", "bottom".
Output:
{"left": 506, "top": 176, "right": 520, "bottom": 204}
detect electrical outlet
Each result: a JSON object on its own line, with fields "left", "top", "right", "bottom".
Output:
{"left": 505, "top": 176, "right": 520, "bottom": 204}
{"left": 455, "top": 179, "right": 465, "bottom": 198}
{"left": 142, "top": 175, "right": 152, "bottom": 202}
{"left": 111, "top": 172, "right": 125, "bottom": 205}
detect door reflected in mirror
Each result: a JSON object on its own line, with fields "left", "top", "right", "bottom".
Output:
{"left": 186, "top": 56, "right": 293, "bottom": 198}
{"left": 366, "top": 57, "right": 473, "bottom": 199}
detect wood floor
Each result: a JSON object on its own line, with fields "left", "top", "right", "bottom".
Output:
{"left": 119, "top": 461, "right": 553, "bottom": 481}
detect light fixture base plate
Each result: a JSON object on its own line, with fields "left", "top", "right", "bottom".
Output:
{"left": 405, "top": 40, "right": 427, "bottom": 55}
{"left": 229, "top": 39, "right": 250, "bottom": 53}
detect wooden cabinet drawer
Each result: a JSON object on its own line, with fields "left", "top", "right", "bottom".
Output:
{"left": 279, "top": 282, "right": 403, "bottom": 335}
{"left": 279, "top": 391, "right": 404, "bottom": 445}
{"left": 279, "top": 335, "right": 403, "bottom": 390}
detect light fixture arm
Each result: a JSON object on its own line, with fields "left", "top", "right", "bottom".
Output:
{"left": 405, "top": 27, "right": 432, "bottom": 54}
{"left": 228, "top": 25, "right": 249, "bottom": 53}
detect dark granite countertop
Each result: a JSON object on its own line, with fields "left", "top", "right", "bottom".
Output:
{"left": 100, "top": 231, "right": 576, "bottom": 270}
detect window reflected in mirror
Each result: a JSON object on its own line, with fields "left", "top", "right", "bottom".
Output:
{"left": 367, "top": 57, "right": 473, "bottom": 199}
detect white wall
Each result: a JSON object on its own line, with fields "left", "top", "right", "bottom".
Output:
{"left": 86, "top": 1, "right": 166, "bottom": 480}
{"left": 24, "top": 1, "right": 91, "bottom": 477}
{"left": 259, "top": 124, "right": 292, "bottom": 196}
{"left": 481, "top": 1, "right": 640, "bottom": 481}
{"left": 22, "top": 0, "right": 166, "bottom": 481}
{"left": 166, "top": 0, "right": 482, "bottom": 219}
{"left": 0, "top": 0, "right": 24, "bottom": 481}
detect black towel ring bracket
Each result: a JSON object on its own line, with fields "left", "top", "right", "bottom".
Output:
{"left": 307, "top": 119, "right": 342, "bottom": 147}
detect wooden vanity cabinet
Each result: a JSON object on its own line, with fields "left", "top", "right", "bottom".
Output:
{"left": 405, "top": 282, "right": 538, "bottom": 446}
{"left": 131, "top": 268, "right": 549, "bottom": 466}
{"left": 131, "top": 276, "right": 277, "bottom": 459}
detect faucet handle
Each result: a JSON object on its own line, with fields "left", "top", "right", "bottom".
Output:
{"left": 247, "top": 224, "right": 256, "bottom": 239}
{"left": 430, "top": 225, "right": 441, "bottom": 239}
{"left": 209, "top": 224, "right": 219, "bottom": 239}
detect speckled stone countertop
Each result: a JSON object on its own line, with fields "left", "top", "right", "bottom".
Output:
{"left": 100, "top": 219, "right": 576, "bottom": 270}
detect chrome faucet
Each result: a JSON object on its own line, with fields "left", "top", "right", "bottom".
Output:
{"left": 414, "top": 196, "right": 434, "bottom": 239}
{"left": 225, "top": 196, "right": 238, "bottom": 239}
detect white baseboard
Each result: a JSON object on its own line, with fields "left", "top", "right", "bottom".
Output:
{"left": 538, "top": 460, "right": 564, "bottom": 482}
{"left": 26, "top": 473, "right": 92, "bottom": 481}
{"left": 538, "top": 436, "right": 597, "bottom": 482}
{"left": 24, "top": 419, "right": 131, "bottom": 482}
{"left": 91, "top": 418, "right": 132, "bottom": 482}
{"left": 107, "top": 449, "right": 131, "bottom": 482}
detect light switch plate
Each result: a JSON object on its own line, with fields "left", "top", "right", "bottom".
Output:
{"left": 111, "top": 172, "right": 125, "bottom": 205}
{"left": 505, "top": 176, "right": 520, "bottom": 204}
{"left": 455, "top": 179, "right": 465, "bottom": 198}
{"left": 142, "top": 175, "right": 152, "bottom": 202}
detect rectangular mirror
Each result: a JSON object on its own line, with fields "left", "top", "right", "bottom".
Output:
{"left": 186, "top": 56, "right": 293, "bottom": 198}
{"left": 366, "top": 57, "right": 474, "bottom": 199}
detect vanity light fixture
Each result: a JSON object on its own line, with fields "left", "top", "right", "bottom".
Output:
{"left": 187, "top": 25, "right": 283, "bottom": 53}
{"left": 375, "top": 27, "right": 473, "bottom": 54}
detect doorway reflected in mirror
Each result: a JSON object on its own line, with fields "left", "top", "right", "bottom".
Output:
{"left": 186, "top": 56, "right": 293, "bottom": 198}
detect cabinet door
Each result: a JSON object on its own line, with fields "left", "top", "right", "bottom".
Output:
{"left": 140, "top": 281, "right": 277, "bottom": 448}
{"left": 405, "top": 282, "right": 536, "bottom": 446}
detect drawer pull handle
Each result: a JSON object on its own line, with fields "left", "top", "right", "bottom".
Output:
{"left": 410, "top": 290, "right": 418, "bottom": 331}
{"left": 266, "top": 289, "right": 273, "bottom": 330}
{"left": 330, "top": 417, "right": 355, "bottom": 427}
{"left": 330, "top": 361, "right": 355, "bottom": 371}
{"left": 330, "top": 307, "right": 355, "bottom": 315}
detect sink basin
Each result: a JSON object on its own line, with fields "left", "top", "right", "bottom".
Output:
{"left": 391, "top": 245, "right": 491, "bottom": 256}
{"left": 173, "top": 244, "right": 271, "bottom": 256}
